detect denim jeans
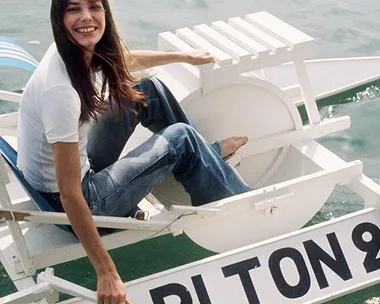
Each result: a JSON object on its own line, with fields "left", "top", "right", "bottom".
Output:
{"left": 84, "top": 77, "right": 251, "bottom": 217}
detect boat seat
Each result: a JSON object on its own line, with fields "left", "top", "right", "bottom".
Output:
{"left": 0, "top": 136, "right": 72, "bottom": 232}
{"left": 156, "top": 11, "right": 317, "bottom": 119}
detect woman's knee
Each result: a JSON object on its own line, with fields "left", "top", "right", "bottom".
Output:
{"left": 160, "top": 123, "right": 201, "bottom": 152}
{"left": 162, "top": 123, "right": 195, "bottom": 140}
{"left": 137, "top": 78, "right": 157, "bottom": 95}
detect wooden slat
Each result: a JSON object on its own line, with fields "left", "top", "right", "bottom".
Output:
{"left": 211, "top": 20, "right": 270, "bottom": 58}
{"left": 176, "top": 27, "right": 233, "bottom": 66}
{"left": 158, "top": 31, "right": 195, "bottom": 53}
{"left": 158, "top": 32, "right": 214, "bottom": 71}
{"left": 245, "top": 12, "right": 314, "bottom": 49}
{"left": 229, "top": 17, "right": 288, "bottom": 55}
{"left": 0, "top": 208, "right": 174, "bottom": 231}
{"left": 237, "top": 116, "right": 350, "bottom": 158}
{"left": 38, "top": 272, "right": 97, "bottom": 303}
{"left": 193, "top": 24, "right": 252, "bottom": 63}
{"left": 0, "top": 282, "right": 53, "bottom": 304}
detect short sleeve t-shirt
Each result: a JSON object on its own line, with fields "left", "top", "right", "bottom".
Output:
{"left": 17, "top": 43, "right": 90, "bottom": 192}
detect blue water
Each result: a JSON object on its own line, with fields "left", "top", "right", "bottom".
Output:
{"left": 1, "top": 0, "right": 380, "bottom": 302}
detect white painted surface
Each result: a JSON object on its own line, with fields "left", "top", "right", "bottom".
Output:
{"left": 122, "top": 208, "right": 380, "bottom": 304}
{"left": 229, "top": 17, "right": 288, "bottom": 55}
{"left": 245, "top": 11, "right": 314, "bottom": 54}
{"left": 211, "top": 20, "right": 270, "bottom": 57}
{"left": 176, "top": 27, "right": 233, "bottom": 66}
{"left": 13, "top": 208, "right": 380, "bottom": 304}
{"left": 193, "top": 24, "right": 252, "bottom": 64}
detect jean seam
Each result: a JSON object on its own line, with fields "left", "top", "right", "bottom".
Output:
{"left": 94, "top": 136, "right": 177, "bottom": 207}
{"left": 84, "top": 170, "right": 101, "bottom": 215}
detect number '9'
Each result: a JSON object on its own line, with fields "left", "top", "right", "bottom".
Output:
{"left": 352, "top": 222, "right": 380, "bottom": 273}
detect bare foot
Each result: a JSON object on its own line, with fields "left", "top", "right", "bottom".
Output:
{"left": 220, "top": 136, "right": 248, "bottom": 159}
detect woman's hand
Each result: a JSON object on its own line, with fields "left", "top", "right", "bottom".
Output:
{"left": 185, "top": 49, "right": 215, "bottom": 66}
{"left": 52, "top": 142, "right": 130, "bottom": 304}
{"left": 97, "top": 272, "right": 131, "bottom": 304}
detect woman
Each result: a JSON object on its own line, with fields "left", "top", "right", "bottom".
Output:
{"left": 17, "top": 0, "right": 251, "bottom": 303}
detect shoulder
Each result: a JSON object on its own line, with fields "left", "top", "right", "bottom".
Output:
{"left": 38, "top": 85, "right": 82, "bottom": 137}
{"left": 23, "top": 43, "right": 80, "bottom": 109}
{"left": 39, "top": 43, "right": 66, "bottom": 72}
{"left": 39, "top": 85, "right": 81, "bottom": 114}
{"left": 41, "top": 84, "right": 79, "bottom": 100}
{"left": 30, "top": 43, "right": 72, "bottom": 92}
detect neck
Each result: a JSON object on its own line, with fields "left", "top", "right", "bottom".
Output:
{"left": 83, "top": 49, "right": 94, "bottom": 67}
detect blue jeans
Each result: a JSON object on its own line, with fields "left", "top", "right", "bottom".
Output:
{"left": 84, "top": 77, "right": 251, "bottom": 217}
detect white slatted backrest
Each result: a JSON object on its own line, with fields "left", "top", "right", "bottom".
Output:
{"left": 211, "top": 20, "right": 270, "bottom": 59}
{"left": 158, "top": 31, "right": 195, "bottom": 53}
{"left": 245, "top": 11, "right": 314, "bottom": 57}
{"left": 193, "top": 24, "right": 252, "bottom": 65}
{"left": 156, "top": 11, "right": 316, "bottom": 105}
{"left": 229, "top": 17, "right": 288, "bottom": 56}
{"left": 158, "top": 32, "right": 214, "bottom": 71}
{"left": 176, "top": 27, "right": 233, "bottom": 66}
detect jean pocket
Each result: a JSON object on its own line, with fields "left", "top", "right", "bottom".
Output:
{"left": 81, "top": 169, "right": 99, "bottom": 214}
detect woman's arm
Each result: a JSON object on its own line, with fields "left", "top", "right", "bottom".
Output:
{"left": 128, "top": 49, "right": 215, "bottom": 72}
{"left": 52, "top": 142, "right": 130, "bottom": 304}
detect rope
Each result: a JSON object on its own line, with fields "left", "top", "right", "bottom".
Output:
{"left": 133, "top": 211, "right": 197, "bottom": 245}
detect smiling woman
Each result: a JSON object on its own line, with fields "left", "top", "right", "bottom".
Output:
{"left": 63, "top": 0, "right": 106, "bottom": 56}
{"left": 16, "top": 0, "right": 250, "bottom": 303}
{"left": 50, "top": 0, "right": 144, "bottom": 123}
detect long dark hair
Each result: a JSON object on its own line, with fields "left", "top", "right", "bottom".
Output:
{"left": 50, "top": 0, "right": 145, "bottom": 123}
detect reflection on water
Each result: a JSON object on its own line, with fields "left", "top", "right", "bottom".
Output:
{"left": 347, "top": 84, "right": 380, "bottom": 103}
{"left": 320, "top": 95, "right": 380, "bottom": 165}
{"left": 315, "top": 89, "right": 380, "bottom": 224}
{"left": 313, "top": 90, "right": 380, "bottom": 304}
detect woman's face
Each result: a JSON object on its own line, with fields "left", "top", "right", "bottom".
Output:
{"left": 64, "top": 0, "right": 106, "bottom": 51}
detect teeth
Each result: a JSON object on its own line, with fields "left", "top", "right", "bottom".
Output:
{"left": 77, "top": 27, "right": 95, "bottom": 33}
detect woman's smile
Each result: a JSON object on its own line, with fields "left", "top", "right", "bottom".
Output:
{"left": 64, "top": 0, "right": 106, "bottom": 51}
{"left": 76, "top": 27, "right": 97, "bottom": 33}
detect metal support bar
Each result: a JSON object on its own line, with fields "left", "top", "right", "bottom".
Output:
{"left": 0, "top": 157, "right": 35, "bottom": 277}
{"left": 0, "top": 208, "right": 175, "bottom": 231}
{"left": 38, "top": 272, "right": 97, "bottom": 303}
{"left": 0, "top": 282, "right": 57, "bottom": 304}
{"left": 294, "top": 59, "right": 321, "bottom": 124}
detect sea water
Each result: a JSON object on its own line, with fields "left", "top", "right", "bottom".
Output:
{"left": 1, "top": 0, "right": 380, "bottom": 302}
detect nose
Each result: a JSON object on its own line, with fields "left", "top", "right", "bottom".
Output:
{"left": 79, "top": 8, "right": 93, "bottom": 22}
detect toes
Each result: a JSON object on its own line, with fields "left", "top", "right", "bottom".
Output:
{"left": 235, "top": 136, "right": 248, "bottom": 147}
{"left": 220, "top": 136, "right": 249, "bottom": 159}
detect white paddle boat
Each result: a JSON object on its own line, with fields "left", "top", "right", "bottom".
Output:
{"left": 1, "top": 11, "right": 380, "bottom": 304}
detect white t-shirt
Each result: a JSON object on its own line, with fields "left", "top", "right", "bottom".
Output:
{"left": 17, "top": 43, "right": 91, "bottom": 193}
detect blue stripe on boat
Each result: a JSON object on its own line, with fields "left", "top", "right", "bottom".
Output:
{"left": 0, "top": 58, "right": 37, "bottom": 72}
{"left": 0, "top": 37, "right": 17, "bottom": 44}
{"left": 0, "top": 48, "right": 39, "bottom": 65}
{"left": 0, "top": 37, "right": 38, "bottom": 72}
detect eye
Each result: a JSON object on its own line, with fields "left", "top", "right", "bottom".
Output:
{"left": 66, "top": 7, "right": 80, "bottom": 13}
{"left": 91, "top": 4, "right": 104, "bottom": 11}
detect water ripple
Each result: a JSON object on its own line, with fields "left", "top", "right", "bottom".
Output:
{"left": 346, "top": 85, "right": 380, "bottom": 103}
